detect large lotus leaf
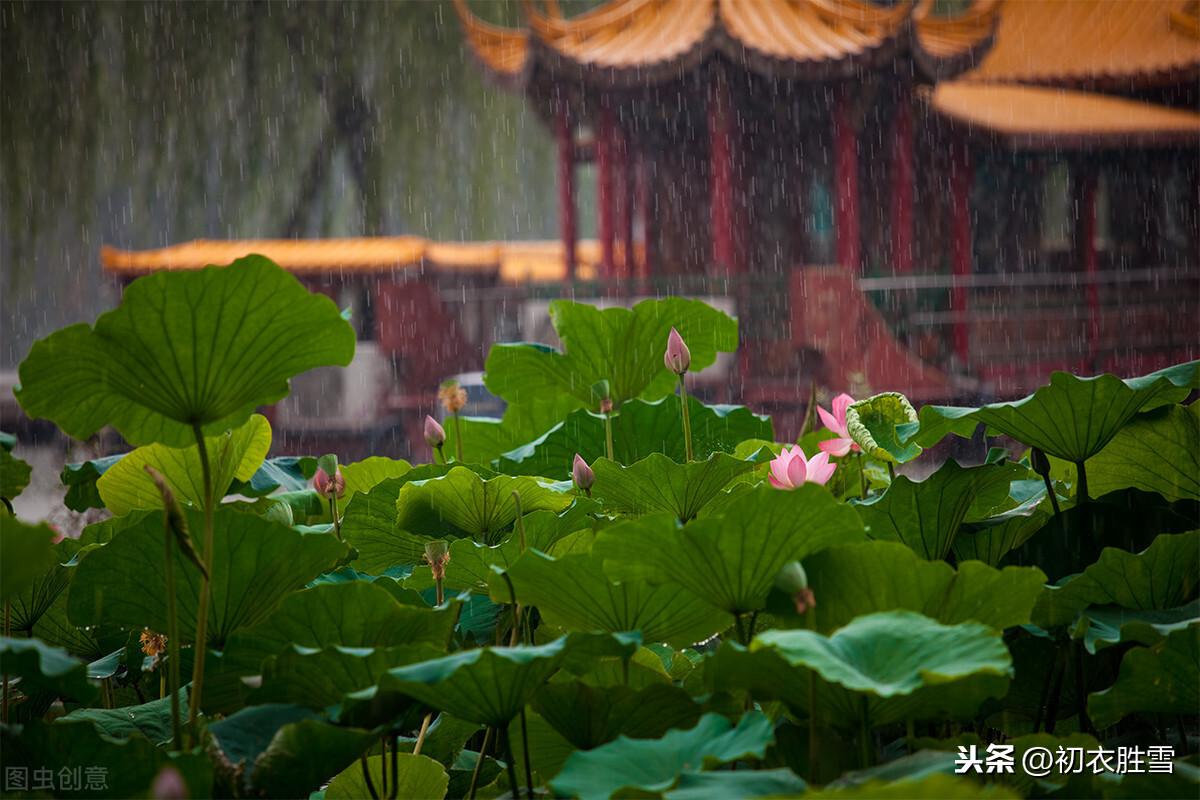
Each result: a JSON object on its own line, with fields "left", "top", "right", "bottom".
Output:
{"left": 1074, "top": 601, "right": 1200, "bottom": 654}
{"left": 484, "top": 297, "right": 737, "bottom": 438}
{"left": 369, "top": 639, "right": 572, "bottom": 725}
{"left": 491, "top": 550, "right": 731, "bottom": 648}
{"left": 340, "top": 456, "right": 413, "bottom": 499}
{"left": 395, "top": 467, "right": 572, "bottom": 543}
{"left": 0, "top": 516, "right": 58, "bottom": 604}
{"left": 15, "top": 255, "right": 356, "bottom": 447}
{"left": 799, "top": 541, "right": 1046, "bottom": 633}
{"left": 251, "top": 644, "right": 442, "bottom": 711}
{"left": 326, "top": 753, "right": 449, "bottom": 800}
{"left": 97, "top": 414, "right": 270, "bottom": 515}
{"left": 217, "top": 581, "right": 455, "bottom": 678}
{"left": 9, "top": 537, "right": 82, "bottom": 633}
{"left": 67, "top": 507, "right": 348, "bottom": 645}
{"left": 855, "top": 460, "right": 1024, "bottom": 560}
{"left": 706, "top": 614, "right": 1011, "bottom": 726}
{"left": 0, "top": 447, "right": 31, "bottom": 501}
{"left": 808, "top": 774, "right": 1015, "bottom": 799}
{"left": 591, "top": 452, "right": 757, "bottom": 523}
{"left": 595, "top": 485, "right": 864, "bottom": 614}
{"left": 532, "top": 681, "right": 701, "bottom": 750}
{"left": 208, "top": 703, "right": 375, "bottom": 798}
{"left": 60, "top": 689, "right": 185, "bottom": 744}
{"left": 952, "top": 485, "right": 1055, "bottom": 566}
{"left": 339, "top": 463, "right": 494, "bottom": 572}
{"left": 1032, "top": 531, "right": 1200, "bottom": 628}
{"left": 664, "top": 769, "right": 808, "bottom": 800}
{"left": 0, "top": 636, "right": 96, "bottom": 702}
{"left": 1082, "top": 402, "right": 1200, "bottom": 502}
{"left": 499, "top": 395, "right": 773, "bottom": 478}
{"left": 846, "top": 392, "right": 922, "bottom": 463}
{"left": 60, "top": 454, "right": 124, "bottom": 511}
{"left": 442, "top": 406, "right": 565, "bottom": 467}
{"left": 0, "top": 719, "right": 212, "bottom": 799}
{"left": 901, "top": 362, "right": 1199, "bottom": 462}
{"left": 230, "top": 455, "right": 318, "bottom": 497}
{"left": 1088, "top": 622, "right": 1199, "bottom": 727}
{"left": 549, "top": 711, "right": 773, "bottom": 800}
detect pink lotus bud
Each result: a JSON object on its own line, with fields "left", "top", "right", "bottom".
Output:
{"left": 151, "top": 766, "right": 188, "bottom": 800}
{"left": 572, "top": 454, "right": 594, "bottom": 491}
{"left": 424, "top": 415, "right": 446, "bottom": 448}
{"left": 599, "top": 397, "right": 613, "bottom": 414}
{"left": 663, "top": 327, "right": 691, "bottom": 375}
{"left": 313, "top": 466, "right": 345, "bottom": 499}
{"left": 792, "top": 587, "right": 817, "bottom": 615}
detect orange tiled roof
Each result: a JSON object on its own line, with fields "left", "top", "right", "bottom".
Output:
{"left": 929, "top": 83, "right": 1200, "bottom": 149}
{"left": 963, "top": 0, "right": 1200, "bottom": 88}
{"left": 455, "top": 0, "right": 996, "bottom": 83}
{"left": 100, "top": 238, "right": 602, "bottom": 283}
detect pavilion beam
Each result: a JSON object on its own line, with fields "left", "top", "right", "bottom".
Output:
{"left": 596, "top": 103, "right": 617, "bottom": 281}
{"left": 833, "top": 83, "right": 861, "bottom": 274}
{"left": 709, "top": 64, "right": 736, "bottom": 276}
{"left": 890, "top": 78, "right": 915, "bottom": 274}
{"left": 949, "top": 138, "right": 973, "bottom": 367}
{"left": 555, "top": 102, "right": 577, "bottom": 281}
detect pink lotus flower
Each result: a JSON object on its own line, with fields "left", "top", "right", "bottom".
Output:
{"left": 663, "top": 327, "right": 691, "bottom": 375}
{"left": 769, "top": 446, "right": 836, "bottom": 489}
{"left": 817, "top": 393, "right": 861, "bottom": 458}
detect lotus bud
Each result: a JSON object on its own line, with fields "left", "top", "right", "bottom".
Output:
{"left": 775, "top": 561, "right": 816, "bottom": 615}
{"left": 599, "top": 397, "right": 613, "bottom": 414}
{"left": 313, "top": 466, "right": 345, "bottom": 499}
{"left": 424, "top": 540, "right": 451, "bottom": 582}
{"left": 150, "top": 766, "right": 188, "bottom": 800}
{"left": 572, "top": 454, "right": 595, "bottom": 494}
{"left": 424, "top": 415, "right": 446, "bottom": 448}
{"left": 1029, "top": 446, "right": 1051, "bottom": 479}
{"left": 438, "top": 381, "right": 468, "bottom": 414}
{"left": 664, "top": 327, "right": 691, "bottom": 375}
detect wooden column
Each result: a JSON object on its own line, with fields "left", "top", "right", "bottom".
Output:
{"left": 709, "top": 65, "right": 736, "bottom": 276}
{"left": 615, "top": 123, "right": 634, "bottom": 280}
{"left": 890, "top": 79, "right": 914, "bottom": 274}
{"left": 833, "top": 83, "right": 861, "bottom": 273}
{"left": 636, "top": 147, "right": 655, "bottom": 280}
{"left": 555, "top": 103, "right": 577, "bottom": 280}
{"left": 949, "top": 139, "right": 973, "bottom": 366}
{"left": 1077, "top": 165, "right": 1100, "bottom": 369}
{"left": 597, "top": 103, "right": 616, "bottom": 280}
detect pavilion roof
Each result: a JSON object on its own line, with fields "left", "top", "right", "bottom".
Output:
{"left": 455, "top": 0, "right": 998, "bottom": 85}
{"left": 100, "top": 239, "right": 603, "bottom": 283}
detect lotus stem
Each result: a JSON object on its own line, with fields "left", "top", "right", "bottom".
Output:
{"left": 188, "top": 422, "right": 215, "bottom": 731}
{"left": 435, "top": 576, "right": 444, "bottom": 607}
{"left": 163, "top": 514, "right": 183, "bottom": 751}
{"left": 746, "top": 611, "right": 759, "bottom": 642}
{"left": 796, "top": 380, "right": 818, "bottom": 441}
{"left": 859, "top": 696, "right": 872, "bottom": 768}
{"left": 678, "top": 376, "right": 694, "bottom": 462}
{"left": 604, "top": 412, "right": 615, "bottom": 462}
{"left": 857, "top": 453, "right": 867, "bottom": 499}
{"left": 1073, "top": 642, "right": 1095, "bottom": 735}
{"left": 467, "top": 726, "right": 494, "bottom": 800}
{"left": 389, "top": 735, "right": 399, "bottom": 800}
{"left": 502, "top": 725, "right": 520, "bottom": 800}
{"left": 1042, "top": 474, "right": 1061, "bottom": 516}
{"left": 329, "top": 494, "right": 342, "bottom": 541}
{"left": 435, "top": 444, "right": 445, "bottom": 465}
{"left": 886, "top": 462, "right": 896, "bottom": 482}
{"left": 512, "top": 492, "right": 527, "bottom": 552}
{"left": 807, "top": 610, "right": 818, "bottom": 783}
{"left": 413, "top": 712, "right": 433, "bottom": 756}
{"left": 380, "top": 736, "right": 388, "bottom": 798}
{"left": 2, "top": 600, "right": 9, "bottom": 724}
{"left": 519, "top": 709, "right": 534, "bottom": 798}
{"left": 734, "top": 613, "right": 748, "bottom": 646}
{"left": 453, "top": 412, "right": 464, "bottom": 463}
{"left": 360, "top": 754, "right": 380, "bottom": 800}
{"left": 1075, "top": 460, "right": 1089, "bottom": 503}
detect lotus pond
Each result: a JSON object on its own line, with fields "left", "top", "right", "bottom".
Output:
{"left": 1, "top": 256, "right": 1197, "bottom": 799}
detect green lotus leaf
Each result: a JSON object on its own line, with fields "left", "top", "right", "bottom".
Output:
{"left": 807, "top": 773, "right": 1015, "bottom": 799}
{"left": 60, "top": 689, "right": 186, "bottom": 744}
{"left": 1032, "top": 531, "right": 1200, "bottom": 628}
{"left": 229, "top": 455, "right": 319, "bottom": 497}
{"left": 797, "top": 541, "right": 1046, "bottom": 633}
{"left": 252, "top": 644, "right": 443, "bottom": 712}
{"left": 1082, "top": 402, "right": 1200, "bottom": 502}
{"left": 901, "top": 361, "right": 1199, "bottom": 462}
{"left": 340, "top": 456, "right": 413, "bottom": 499}
{"left": 97, "top": 413, "right": 271, "bottom": 515}
{"left": 442, "top": 408, "right": 562, "bottom": 467}
{"left": 531, "top": 681, "right": 701, "bottom": 751}
{"left": 504, "top": 709, "right": 575, "bottom": 789}
{"left": 326, "top": 753, "right": 449, "bottom": 800}
{"left": 855, "top": 460, "right": 1024, "bottom": 560}
{"left": 499, "top": 396, "right": 773, "bottom": 478}
{"left": 491, "top": 550, "right": 731, "bottom": 648}
{"left": 15, "top": 255, "right": 355, "bottom": 447}
{"left": 60, "top": 454, "right": 124, "bottom": 511}
{"left": 0, "top": 446, "right": 31, "bottom": 502}
{"left": 548, "top": 711, "right": 773, "bottom": 800}
{"left": 208, "top": 704, "right": 375, "bottom": 798}
{"left": 8, "top": 537, "right": 82, "bottom": 633}
{"left": 0, "top": 719, "right": 212, "bottom": 798}
{"left": 846, "top": 392, "right": 921, "bottom": 463}
{"left": 952, "top": 483, "right": 1055, "bottom": 566}
{"left": 0, "top": 636, "right": 96, "bottom": 703}
{"left": 1094, "top": 758, "right": 1200, "bottom": 799}
{"left": 664, "top": 768, "right": 807, "bottom": 800}
{"left": 67, "top": 507, "right": 349, "bottom": 645}
{"left": 403, "top": 536, "right": 535, "bottom": 595}
{"left": 1088, "top": 622, "right": 1200, "bottom": 728}
{"left": 484, "top": 297, "right": 737, "bottom": 442}
{"left": 397, "top": 467, "right": 571, "bottom": 541}
{"left": 706, "top": 612, "right": 1012, "bottom": 726}
{"left": 595, "top": 484, "right": 864, "bottom": 615}
{"left": 591, "top": 452, "right": 758, "bottom": 523}
{"left": 1074, "top": 601, "right": 1200, "bottom": 654}
{"left": 0, "top": 516, "right": 58, "bottom": 604}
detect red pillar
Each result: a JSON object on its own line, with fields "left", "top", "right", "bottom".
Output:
{"left": 1078, "top": 166, "right": 1100, "bottom": 370}
{"left": 833, "top": 83, "right": 861, "bottom": 273}
{"left": 597, "top": 103, "right": 616, "bottom": 280}
{"left": 949, "top": 139, "right": 973, "bottom": 366}
{"left": 636, "top": 147, "right": 654, "bottom": 280}
{"left": 555, "top": 103, "right": 577, "bottom": 280}
{"left": 615, "top": 124, "right": 634, "bottom": 280}
{"left": 890, "top": 79, "right": 914, "bottom": 274}
{"left": 709, "top": 65, "right": 736, "bottom": 276}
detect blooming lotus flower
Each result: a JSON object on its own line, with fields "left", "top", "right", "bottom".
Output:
{"left": 313, "top": 466, "right": 345, "bottom": 498}
{"left": 424, "top": 414, "right": 446, "bottom": 448}
{"left": 664, "top": 327, "right": 691, "bottom": 375}
{"left": 572, "top": 453, "right": 595, "bottom": 492}
{"left": 768, "top": 446, "right": 836, "bottom": 489}
{"left": 817, "top": 393, "right": 861, "bottom": 458}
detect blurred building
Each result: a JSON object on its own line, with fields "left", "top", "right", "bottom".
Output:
{"left": 100, "top": 0, "right": 1200, "bottom": 452}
